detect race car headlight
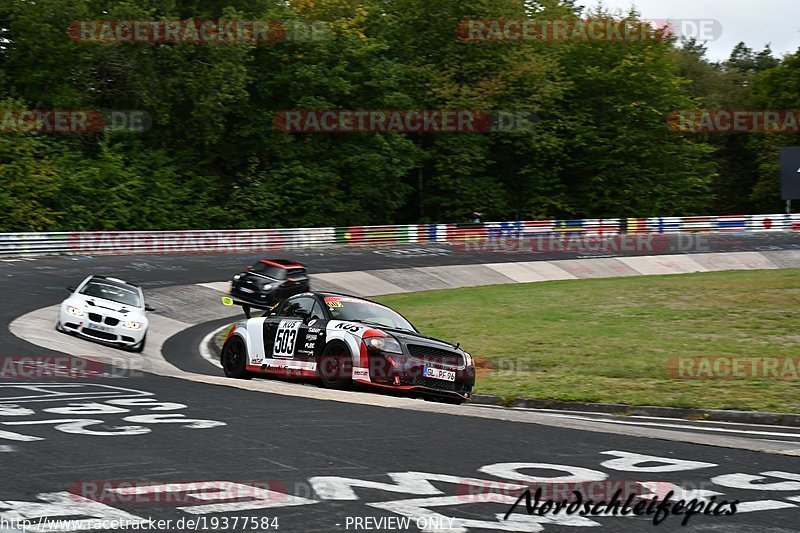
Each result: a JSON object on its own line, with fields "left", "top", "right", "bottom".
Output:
{"left": 233, "top": 274, "right": 242, "bottom": 281}
{"left": 262, "top": 283, "right": 273, "bottom": 291}
{"left": 123, "top": 320, "right": 142, "bottom": 330}
{"left": 364, "top": 336, "right": 402, "bottom": 354}
{"left": 67, "top": 305, "right": 84, "bottom": 316}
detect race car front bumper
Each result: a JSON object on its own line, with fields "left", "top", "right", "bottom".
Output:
{"left": 230, "top": 283, "right": 277, "bottom": 303}
{"left": 230, "top": 281, "right": 310, "bottom": 304}
{"left": 356, "top": 346, "right": 475, "bottom": 401}
{"left": 58, "top": 306, "right": 146, "bottom": 348}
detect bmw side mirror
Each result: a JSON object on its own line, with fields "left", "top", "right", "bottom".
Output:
{"left": 294, "top": 309, "right": 311, "bottom": 320}
{"left": 66, "top": 286, "right": 76, "bottom": 293}
{"left": 145, "top": 304, "right": 155, "bottom": 312}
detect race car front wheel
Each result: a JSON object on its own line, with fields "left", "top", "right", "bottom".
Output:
{"left": 318, "top": 343, "right": 352, "bottom": 389}
{"left": 221, "top": 336, "right": 252, "bottom": 380}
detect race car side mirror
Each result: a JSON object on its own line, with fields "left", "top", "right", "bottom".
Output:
{"left": 246, "top": 265, "right": 253, "bottom": 270}
{"left": 145, "top": 304, "right": 156, "bottom": 312}
{"left": 294, "top": 308, "right": 311, "bottom": 319}
{"left": 65, "top": 286, "right": 76, "bottom": 292}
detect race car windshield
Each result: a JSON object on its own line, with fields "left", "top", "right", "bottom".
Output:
{"left": 325, "top": 298, "right": 416, "bottom": 332}
{"left": 80, "top": 281, "right": 142, "bottom": 307}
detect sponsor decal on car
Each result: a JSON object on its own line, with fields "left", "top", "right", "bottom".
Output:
{"left": 334, "top": 323, "right": 362, "bottom": 334}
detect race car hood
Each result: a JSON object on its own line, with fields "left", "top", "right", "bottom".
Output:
{"left": 66, "top": 294, "right": 144, "bottom": 317}
{"left": 385, "top": 329, "right": 463, "bottom": 353}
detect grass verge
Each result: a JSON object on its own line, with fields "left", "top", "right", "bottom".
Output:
{"left": 215, "top": 324, "right": 232, "bottom": 349}
{"left": 376, "top": 269, "right": 800, "bottom": 413}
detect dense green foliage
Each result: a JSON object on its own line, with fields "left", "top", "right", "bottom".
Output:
{"left": 1, "top": 0, "right": 799, "bottom": 231}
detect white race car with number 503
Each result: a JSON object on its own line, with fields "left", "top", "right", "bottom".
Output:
{"left": 56, "top": 275, "right": 153, "bottom": 352}
{"left": 220, "top": 292, "right": 476, "bottom": 404}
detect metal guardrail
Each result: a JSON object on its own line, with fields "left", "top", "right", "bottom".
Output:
{"left": 0, "top": 214, "right": 797, "bottom": 257}
{"left": 626, "top": 214, "right": 800, "bottom": 234}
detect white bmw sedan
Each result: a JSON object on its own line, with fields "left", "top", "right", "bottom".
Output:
{"left": 56, "top": 275, "right": 152, "bottom": 352}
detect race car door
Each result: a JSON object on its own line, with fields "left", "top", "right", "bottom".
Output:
{"left": 262, "top": 296, "right": 318, "bottom": 370}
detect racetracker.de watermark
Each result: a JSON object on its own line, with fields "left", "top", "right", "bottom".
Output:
{"left": 647, "top": 19, "right": 722, "bottom": 42}
{"left": 272, "top": 110, "right": 537, "bottom": 134}
{"left": 0, "top": 355, "right": 144, "bottom": 379}
{"left": 0, "top": 110, "right": 151, "bottom": 133}
{"left": 453, "top": 234, "right": 711, "bottom": 255}
{"left": 69, "top": 20, "right": 330, "bottom": 43}
{"left": 67, "top": 230, "right": 286, "bottom": 254}
{"left": 456, "top": 479, "right": 654, "bottom": 502}
{"left": 457, "top": 18, "right": 721, "bottom": 42}
{"left": 668, "top": 356, "right": 800, "bottom": 379}
{"left": 69, "top": 480, "right": 294, "bottom": 505}
{"left": 668, "top": 110, "right": 800, "bottom": 134}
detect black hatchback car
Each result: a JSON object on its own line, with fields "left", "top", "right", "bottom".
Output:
{"left": 230, "top": 259, "right": 310, "bottom": 304}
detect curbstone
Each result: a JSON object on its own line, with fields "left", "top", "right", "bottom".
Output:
{"left": 470, "top": 394, "right": 505, "bottom": 406}
{"left": 629, "top": 406, "right": 698, "bottom": 419}
{"left": 471, "top": 396, "right": 800, "bottom": 428}
{"left": 703, "top": 410, "right": 783, "bottom": 426}
{"left": 507, "top": 398, "right": 630, "bottom": 414}
{"left": 209, "top": 331, "right": 223, "bottom": 358}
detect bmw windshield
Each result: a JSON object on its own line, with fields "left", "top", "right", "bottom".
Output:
{"left": 80, "top": 280, "right": 142, "bottom": 307}
{"left": 324, "top": 297, "right": 416, "bottom": 332}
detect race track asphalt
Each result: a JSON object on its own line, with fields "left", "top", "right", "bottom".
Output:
{"left": 1, "top": 237, "right": 799, "bottom": 532}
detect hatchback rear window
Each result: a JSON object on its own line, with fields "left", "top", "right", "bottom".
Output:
{"left": 252, "top": 263, "right": 287, "bottom": 279}
{"left": 287, "top": 268, "right": 307, "bottom": 278}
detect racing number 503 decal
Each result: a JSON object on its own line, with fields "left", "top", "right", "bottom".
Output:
{"left": 274, "top": 320, "right": 301, "bottom": 358}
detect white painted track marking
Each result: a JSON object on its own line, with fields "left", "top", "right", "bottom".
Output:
{"left": 487, "top": 405, "right": 800, "bottom": 429}
{"left": 532, "top": 412, "right": 800, "bottom": 442}
{"left": 199, "top": 326, "right": 225, "bottom": 369}
{"left": 197, "top": 281, "right": 230, "bottom": 293}
{"left": 0, "top": 384, "right": 153, "bottom": 404}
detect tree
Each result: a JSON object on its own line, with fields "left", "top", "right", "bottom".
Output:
{"left": 747, "top": 47, "right": 800, "bottom": 211}
{"left": 551, "top": 10, "right": 714, "bottom": 217}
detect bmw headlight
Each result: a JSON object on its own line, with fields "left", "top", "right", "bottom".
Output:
{"left": 233, "top": 274, "right": 242, "bottom": 281}
{"left": 262, "top": 283, "right": 273, "bottom": 291}
{"left": 123, "top": 320, "right": 142, "bottom": 330}
{"left": 364, "top": 336, "right": 402, "bottom": 354}
{"left": 67, "top": 306, "right": 84, "bottom": 316}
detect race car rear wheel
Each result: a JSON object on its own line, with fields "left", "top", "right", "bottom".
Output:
{"left": 318, "top": 343, "right": 352, "bottom": 389}
{"left": 221, "top": 336, "right": 252, "bottom": 380}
